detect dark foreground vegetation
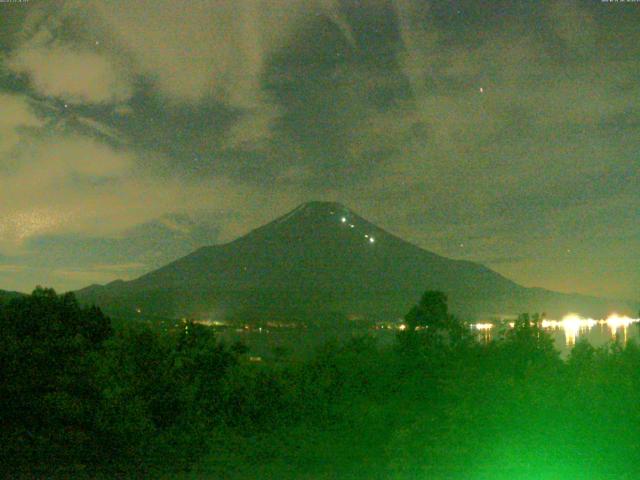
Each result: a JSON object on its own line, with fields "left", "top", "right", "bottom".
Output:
{"left": 3, "top": 288, "right": 640, "bottom": 479}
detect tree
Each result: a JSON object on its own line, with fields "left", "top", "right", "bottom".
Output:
{"left": 0, "top": 288, "right": 113, "bottom": 476}
{"left": 399, "top": 291, "right": 470, "bottom": 354}
{"left": 404, "top": 291, "right": 449, "bottom": 331}
{"left": 499, "top": 313, "right": 559, "bottom": 377}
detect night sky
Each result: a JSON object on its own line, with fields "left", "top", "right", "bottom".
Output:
{"left": 0, "top": 0, "right": 638, "bottom": 300}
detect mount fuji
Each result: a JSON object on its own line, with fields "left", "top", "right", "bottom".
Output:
{"left": 76, "top": 201, "right": 627, "bottom": 323}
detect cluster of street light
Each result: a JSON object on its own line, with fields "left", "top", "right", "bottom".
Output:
{"left": 471, "top": 313, "right": 640, "bottom": 346}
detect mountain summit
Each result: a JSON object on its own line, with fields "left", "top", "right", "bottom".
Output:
{"left": 76, "top": 202, "right": 625, "bottom": 322}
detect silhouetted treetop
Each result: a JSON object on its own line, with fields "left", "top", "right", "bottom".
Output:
{"left": 405, "top": 290, "right": 449, "bottom": 331}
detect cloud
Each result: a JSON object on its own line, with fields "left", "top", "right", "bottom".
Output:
{"left": 0, "top": 133, "right": 134, "bottom": 207}
{"left": 223, "top": 101, "right": 282, "bottom": 151}
{"left": 548, "top": 0, "right": 597, "bottom": 55}
{"left": 0, "top": 208, "right": 71, "bottom": 245}
{"left": 0, "top": 93, "right": 43, "bottom": 158}
{"left": 0, "top": 1, "right": 637, "bottom": 300}
{"left": 393, "top": 0, "right": 438, "bottom": 97}
{"left": 51, "top": 266, "right": 141, "bottom": 285}
{"left": 0, "top": 129, "right": 136, "bottom": 252}
{"left": 334, "top": 28, "right": 638, "bottom": 196}
{"left": 34, "top": 135, "right": 132, "bottom": 179}
{"left": 65, "top": 0, "right": 353, "bottom": 107}
{"left": 84, "top": 0, "right": 266, "bottom": 106}
{"left": 0, "top": 109, "right": 302, "bottom": 260}
{"left": 0, "top": 264, "right": 27, "bottom": 274}
{"left": 74, "top": 115, "right": 125, "bottom": 143}
{"left": 7, "top": 43, "right": 133, "bottom": 105}
{"left": 23, "top": 213, "right": 220, "bottom": 269}
{"left": 90, "top": 262, "right": 147, "bottom": 272}
{"left": 0, "top": 211, "right": 220, "bottom": 291}
{"left": 3, "top": 0, "right": 358, "bottom": 155}
{"left": 0, "top": 196, "right": 307, "bottom": 292}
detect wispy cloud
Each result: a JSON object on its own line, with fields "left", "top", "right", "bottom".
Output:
{"left": 7, "top": 43, "right": 132, "bottom": 105}
{"left": 0, "top": 264, "right": 27, "bottom": 274}
{"left": 0, "top": 93, "right": 43, "bottom": 158}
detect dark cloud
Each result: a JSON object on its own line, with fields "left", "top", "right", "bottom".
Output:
{"left": 25, "top": 213, "right": 220, "bottom": 267}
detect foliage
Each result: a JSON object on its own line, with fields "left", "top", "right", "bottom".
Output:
{"left": 0, "top": 287, "right": 111, "bottom": 477}
{"left": 398, "top": 290, "right": 473, "bottom": 357}
{"left": 0, "top": 289, "right": 239, "bottom": 478}
{"left": 4, "top": 288, "right": 640, "bottom": 478}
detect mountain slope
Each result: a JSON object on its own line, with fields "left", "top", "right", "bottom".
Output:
{"left": 76, "top": 201, "right": 627, "bottom": 322}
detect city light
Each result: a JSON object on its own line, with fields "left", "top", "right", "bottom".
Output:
{"left": 474, "top": 323, "right": 493, "bottom": 331}
{"left": 472, "top": 314, "right": 640, "bottom": 346}
{"left": 604, "top": 313, "right": 636, "bottom": 341}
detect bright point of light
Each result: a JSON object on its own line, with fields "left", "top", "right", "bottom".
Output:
{"left": 604, "top": 313, "right": 636, "bottom": 339}
{"left": 474, "top": 323, "right": 493, "bottom": 331}
{"left": 350, "top": 224, "right": 355, "bottom": 228}
{"left": 605, "top": 313, "right": 634, "bottom": 328}
{"left": 369, "top": 237, "right": 375, "bottom": 243}
{"left": 479, "top": 87, "right": 484, "bottom": 93}
{"left": 561, "top": 314, "right": 583, "bottom": 345}
{"left": 542, "top": 313, "right": 638, "bottom": 345}
{"left": 341, "top": 217, "right": 347, "bottom": 223}
{"left": 540, "top": 313, "right": 598, "bottom": 345}
{"left": 398, "top": 324, "right": 407, "bottom": 331}
{"left": 364, "top": 234, "right": 369, "bottom": 238}
{"left": 473, "top": 322, "right": 493, "bottom": 341}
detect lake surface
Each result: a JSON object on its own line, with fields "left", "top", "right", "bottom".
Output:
{"left": 216, "top": 314, "right": 640, "bottom": 361}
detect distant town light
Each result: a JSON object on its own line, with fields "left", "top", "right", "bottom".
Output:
{"left": 369, "top": 237, "right": 375, "bottom": 243}
{"left": 474, "top": 323, "right": 493, "bottom": 331}
{"left": 341, "top": 217, "right": 347, "bottom": 223}
{"left": 605, "top": 313, "right": 636, "bottom": 340}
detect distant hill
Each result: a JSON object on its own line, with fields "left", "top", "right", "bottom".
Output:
{"left": 0, "top": 289, "right": 25, "bottom": 303}
{"left": 76, "top": 201, "right": 630, "bottom": 323}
